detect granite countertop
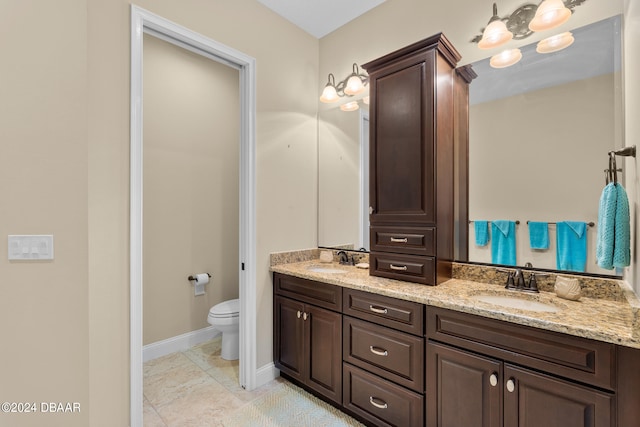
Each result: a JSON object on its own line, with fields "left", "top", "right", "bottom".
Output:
{"left": 271, "top": 259, "right": 640, "bottom": 349}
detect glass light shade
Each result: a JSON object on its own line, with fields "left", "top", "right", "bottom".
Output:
{"left": 363, "top": 96, "right": 370, "bottom": 105}
{"left": 490, "top": 48, "right": 522, "bottom": 68}
{"left": 320, "top": 84, "right": 339, "bottom": 103}
{"left": 344, "top": 75, "right": 365, "bottom": 96}
{"left": 340, "top": 101, "right": 359, "bottom": 112}
{"left": 536, "top": 32, "right": 574, "bottom": 53}
{"left": 478, "top": 19, "right": 513, "bottom": 49}
{"left": 529, "top": 0, "right": 571, "bottom": 32}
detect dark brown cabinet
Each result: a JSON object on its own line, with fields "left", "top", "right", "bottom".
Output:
{"left": 273, "top": 274, "right": 343, "bottom": 404}
{"left": 426, "top": 307, "right": 640, "bottom": 427}
{"left": 363, "top": 33, "right": 473, "bottom": 285}
{"left": 343, "top": 288, "right": 425, "bottom": 426}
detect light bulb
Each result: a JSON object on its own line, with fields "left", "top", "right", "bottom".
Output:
{"left": 490, "top": 48, "right": 522, "bottom": 68}
{"left": 529, "top": 0, "right": 571, "bottom": 32}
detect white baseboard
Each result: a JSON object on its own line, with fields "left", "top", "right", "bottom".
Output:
{"left": 143, "top": 326, "right": 220, "bottom": 362}
{"left": 254, "top": 362, "right": 279, "bottom": 389}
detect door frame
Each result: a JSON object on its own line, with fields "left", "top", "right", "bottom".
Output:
{"left": 130, "top": 5, "right": 257, "bottom": 426}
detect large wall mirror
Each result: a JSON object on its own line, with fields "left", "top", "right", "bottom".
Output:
{"left": 318, "top": 13, "right": 623, "bottom": 277}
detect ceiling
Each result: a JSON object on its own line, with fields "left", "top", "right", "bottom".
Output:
{"left": 256, "top": 0, "right": 386, "bottom": 38}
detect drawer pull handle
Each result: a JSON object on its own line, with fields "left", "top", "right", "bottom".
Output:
{"left": 390, "top": 237, "right": 408, "bottom": 243}
{"left": 489, "top": 373, "right": 498, "bottom": 387}
{"left": 303, "top": 312, "right": 309, "bottom": 321}
{"left": 369, "top": 305, "right": 388, "bottom": 314}
{"left": 369, "top": 396, "right": 388, "bottom": 409}
{"left": 369, "top": 346, "right": 389, "bottom": 356}
{"left": 506, "top": 378, "right": 515, "bottom": 393}
{"left": 296, "top": 310, "right": 301, "bottom": 319}
{"left": 390, "top": 264, "right": 408, "bottom": 271}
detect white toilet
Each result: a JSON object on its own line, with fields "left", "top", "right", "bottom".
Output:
{"left": 207, "top": 298, "right": 240, "bottom": 360}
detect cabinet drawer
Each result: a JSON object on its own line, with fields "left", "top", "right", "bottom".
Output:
{"left": 370, "top": 252, "right": 435, "bottom": 285}
{"left": 343, "top": 288, "right": 424, "bottom": 335}
{"left": 274, "top": 273, "right": 342, "bottom": 311}
{"left": 344, "top": 317, "right": 424, "bottom": 392}
{"left": 427, "top": 307, "right": 616, "bottom": 390}
{"left": 370, "top": 225, "right": 435, "bottom": 256}
{"left": 343, "top": 363, "right": 424, "bottom": 427}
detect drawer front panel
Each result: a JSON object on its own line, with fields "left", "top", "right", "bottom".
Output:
{"left": 274, "top": 273, "right": 342, "bottom": 311}
{"left": 370, "top": 252, "right": 435, "bottom": 285}
{"left": 344, "top": 317, "right": 424, "bottom": 392}
{"left": 370, "top": 225, "right": 435, "bottom": 256}
{"left": 427, "top": 307, "right": 615, "bottom": 390}
{"left": 343, "top": 288, "right": 424, "bottom": 335}
{"left": 343, "top": 363, "right": 424, "bottom": 427}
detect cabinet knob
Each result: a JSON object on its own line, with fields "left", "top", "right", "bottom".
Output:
{"left": 369, "top": 346, "right": 389, "bottom": 357}
{"left": 369, "top": 396, "right": 388, "bottom": 409}
{"left": 303, "top": 312, "right": 309, "bottom": 321}
{"left": 506, "top": 378, "right": 515, "bottom": 393}
{"left": 389, "top": 264, "right": 408, "bottom": 271}
{"left": 369, "top": 305, "right": 388, "bottom": 314}
{"left": 489, "top": 373, "right": 498, "bottom": 387}
{"left": 369, "top": 206, "right": 374, "bottom": 215}
{"left": 296, "top": 310, "right": 301, "bottom": 319}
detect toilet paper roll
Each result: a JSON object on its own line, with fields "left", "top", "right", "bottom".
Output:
{"left": 195, "top": 273, "right": 210, "bottom": 285}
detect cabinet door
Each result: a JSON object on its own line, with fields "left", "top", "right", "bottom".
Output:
{"left": 370, "top": 52, "right": 436, "bottom": 224}
{"left": 503, "top": 364, "right": 614, "bottom": 427}
{"left": 305, "top": 304, "right": 342, "bottom": 403}
{"left": 274, "top": 296, "right": 305, "bottom": 382}
{"left": 427, "top": 341, "right": 502, "bottom": 427}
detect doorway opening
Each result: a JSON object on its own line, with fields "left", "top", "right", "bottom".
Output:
{"left": 130, "top": 6, "right": 256, "bottom": 426}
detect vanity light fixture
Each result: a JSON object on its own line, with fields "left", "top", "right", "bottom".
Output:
{"left": 490, "top": 48, "right": 522, "bottom": 68}
{"left": 363, "top": 96, "right": 370, "bottom": 105}
{"left": 471, "top": 1, "right": 587, "bottom": 46}
{"left": 529, "top": 0, "right": 572, "bottom": 32}
{"left": 478, "top": 3, "right": 513, "bottom": 49}
{"left": 319, "top": 63, "right": 368, "bottom": 103}
{"left": 536, "top": 31, "right": 574, "bottom": 53}
{"left": 340, "top": 101, "right": 360, "bottom": 112}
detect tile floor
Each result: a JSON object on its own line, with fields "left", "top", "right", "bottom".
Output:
{"left": 144, "top": 338, "right": 278, "bottom": 426}
{"left": 143, "top": 338, "right": 361, "bottom": 427}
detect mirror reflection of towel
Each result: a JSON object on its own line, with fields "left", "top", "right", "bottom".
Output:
{"left": 491, "top": 220, "right": 516, "bottom": 266}
{"left": 474, "top": 221, "right": 489, "bottom": 246}
{"left": 528, "top": 222, "right": 549, "bottom": 250}
{"left": 556, "top": 221, "right": 587, "bottom": 272}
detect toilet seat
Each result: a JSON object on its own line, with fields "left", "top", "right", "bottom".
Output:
{"left": 209, "top": 298, "right": 239, "bottom": 318}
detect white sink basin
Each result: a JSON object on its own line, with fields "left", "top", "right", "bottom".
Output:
{"left": 306, "top": 265, "right": 347, "bottom": 274}
{"left": 472, "top": 294, "right": 559, "bottom": 313}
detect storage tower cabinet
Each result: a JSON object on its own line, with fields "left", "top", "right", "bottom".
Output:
{"left": 363, "top": 33, "right": 474, "bottom": 286}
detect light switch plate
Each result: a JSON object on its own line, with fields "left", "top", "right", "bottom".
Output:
{"left": 8, "top": 235, "right": 54, "bottom": 260}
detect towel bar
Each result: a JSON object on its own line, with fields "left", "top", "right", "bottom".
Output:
{"left": 526, "top": 221, "right": 595, "bottom": 227}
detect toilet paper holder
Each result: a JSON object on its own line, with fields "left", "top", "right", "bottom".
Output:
{"left": 188, "top": 273, "right": 211, "bottom": 282}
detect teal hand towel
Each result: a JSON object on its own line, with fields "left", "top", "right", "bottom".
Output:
{"left": 613, "top": 184, "right": 630, "bottom": 268}
{"left": 491, "top": 220, "right": 516, "bottom": 266}
{"left": 597, "top": 183, "right": 616, "bottom": 269}
{"left": 597, "top": 183, "right": 630, "bottom": 269}
{"left": 528, "top": 222, "right": 549, "bottom": 250}
{"left": 474, "top": 221, "right": 489, "bottom": 246}
{"left": 556, "top": 221, "right": 587, "bottom": 272}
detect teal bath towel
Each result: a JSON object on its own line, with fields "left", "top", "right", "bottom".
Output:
{"left": 474, "top": 221, "right": 489, "bottom": 246}
{"left": 528, "top": 222, "right": 549, "bottom": 250}
{"left": 597, "top": 183, "right": 630, "bottom": 269}
{"left": 556, "top": 221, "right": 587, "bottom": 272}
{"left": 491, "top": 220, "right": 516, "bottom": 266}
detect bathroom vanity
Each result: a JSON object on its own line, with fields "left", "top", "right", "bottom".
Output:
{"left": 271, "top": 258, "right": 640, "bottom": 427}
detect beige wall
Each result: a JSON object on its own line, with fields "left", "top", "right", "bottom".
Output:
{"left": 142, "top": 35, "right": 239, "bottom": 345}
{"left": 469, "top": 73, "right": 617, "bottom": 275}
{"left": 0, "top": 1, "right": 89, "bottom": 426}
{"left": 625, "top": 0, "right": 640, "bottom": 294}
